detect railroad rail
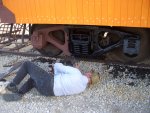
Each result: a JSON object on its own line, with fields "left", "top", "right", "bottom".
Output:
{"left": 1, "top": 47, "right": 150, "bottom": 70}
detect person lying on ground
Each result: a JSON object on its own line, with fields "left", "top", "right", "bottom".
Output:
{"left": 2, "top": 60, "right": 100, "bottom": 101}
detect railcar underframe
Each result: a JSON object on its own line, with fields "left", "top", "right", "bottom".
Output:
{"left": 31, "top": 24, "right": 150, "bottom": 63}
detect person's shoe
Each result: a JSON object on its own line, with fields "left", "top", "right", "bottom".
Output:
{"left": 0, "top": 79, "right": 7, "bottom": 82}
{"left": 6, "top": 82, "right": 18, "bottom": 93}
{"left": 0, "top": 80, "right": 10, "bottom": 94}
{"left": 3, "top": 93, "right": 23, "bottom": 102}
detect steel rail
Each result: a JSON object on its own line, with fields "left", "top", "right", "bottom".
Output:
{"left": 0, "top": 49, "right": 150, "bottom": 70}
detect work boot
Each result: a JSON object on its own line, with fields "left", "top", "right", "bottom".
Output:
{"left": 6, "top": 82, "right": 18, "bottom": 93}
{"left": 0, "top": 80, "right": 10, "bottom": 94}
{"left": 0, "top": 79, "right": 7, "bottom": 82}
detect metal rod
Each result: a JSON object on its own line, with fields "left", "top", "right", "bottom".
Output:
{"left": 29, "top": 24, "right": 32, "bottom": 36}
{"left": 21, "top": 24, "right": 26, "bottom": 44}
{"left": 9, "top": 24, "right": 13, "bottom": 41}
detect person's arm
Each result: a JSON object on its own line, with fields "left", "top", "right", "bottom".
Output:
{"left": 54, "top": 63, "right": 79, "bottom": 75}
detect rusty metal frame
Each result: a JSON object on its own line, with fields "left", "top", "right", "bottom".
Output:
{"left": 31, "top": 25, "right": 70, "bottom": 56}
{"left": 0, "top": 23, "right": 30, "bottom": 51}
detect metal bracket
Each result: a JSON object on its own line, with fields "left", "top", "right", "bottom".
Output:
{"left": 123, "top": 35, "right": 140, "bottom": 56}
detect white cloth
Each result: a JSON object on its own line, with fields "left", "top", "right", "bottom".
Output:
{"left": 53, "top": 63, "right": 88, "bottom": 96}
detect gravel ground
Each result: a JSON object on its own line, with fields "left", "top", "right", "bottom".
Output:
{"left": 0, "top": 54, "right": 149, "bottom": 113}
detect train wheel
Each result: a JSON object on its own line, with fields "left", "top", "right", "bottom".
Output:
{"left": 107, "top": 27, "right": 150, "bottom": 63}
{"left": 32, "top": 24, "right": 64, "bottom": 57}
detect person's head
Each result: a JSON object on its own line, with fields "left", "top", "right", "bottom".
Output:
{"left": 84, "top": 70, "right": 100, "bottom": 86}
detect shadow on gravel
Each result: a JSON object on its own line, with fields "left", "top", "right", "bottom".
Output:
{"left": 2, "top": 93, "right": 22, "bottom": 102}
{"left": 107, "top": 64, "right": 150, "bottom": 86}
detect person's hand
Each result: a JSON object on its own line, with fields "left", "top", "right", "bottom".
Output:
{"left": 85, "top": 72, "right": 92, "bottom": 78}
{"left": 84, "top": 72, "right": 92, "bottom": 85}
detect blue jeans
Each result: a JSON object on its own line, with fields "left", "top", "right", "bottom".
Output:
{"left": 13, "top": 61, "right": 54, "bottom": 96}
